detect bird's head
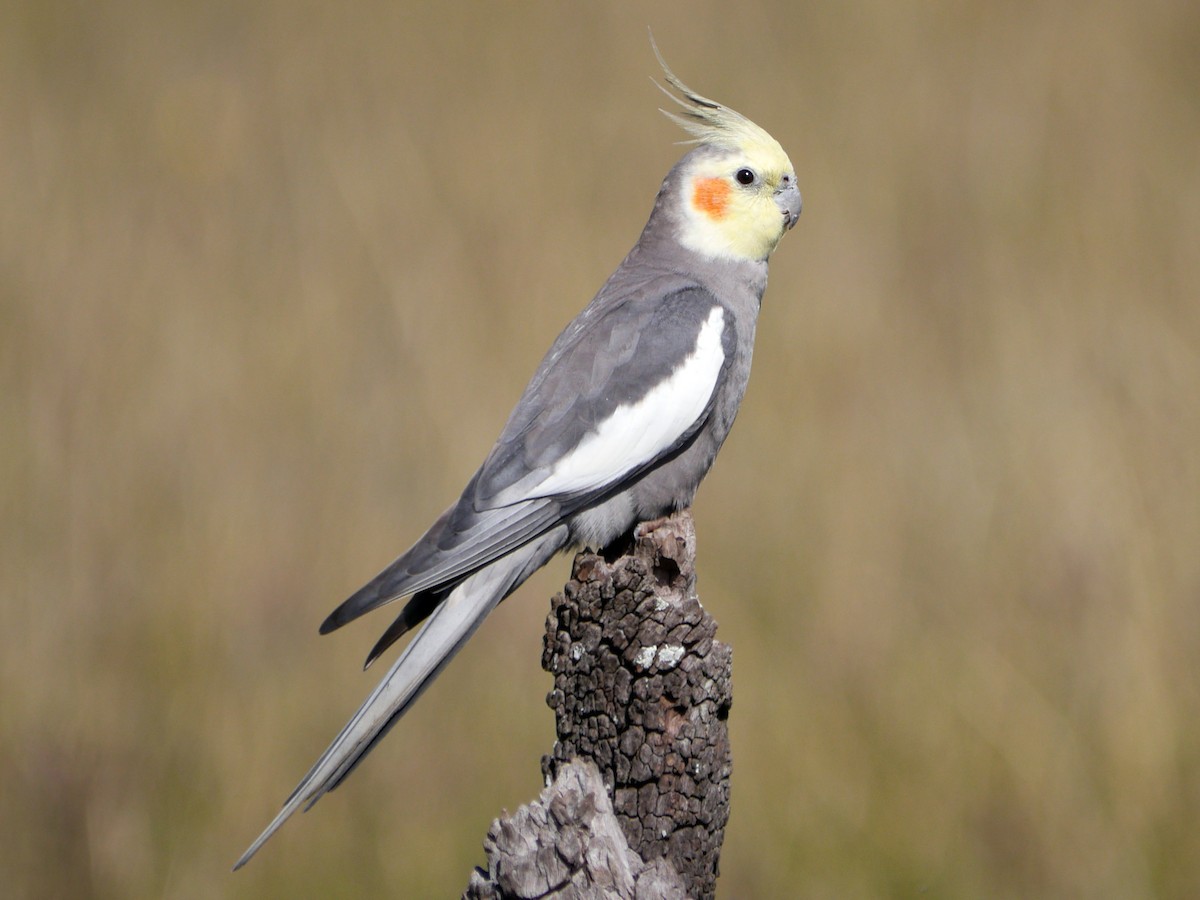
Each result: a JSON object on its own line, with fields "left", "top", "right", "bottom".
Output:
{"left": 654, "top": 44, "right": 801, "bottom": 263}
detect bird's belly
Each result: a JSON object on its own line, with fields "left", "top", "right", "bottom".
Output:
{"left": 564, "top": 429, "right": 721, "bottom": 551}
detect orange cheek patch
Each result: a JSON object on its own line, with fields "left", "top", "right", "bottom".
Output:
{"left": 692, "top": 177, "right": 731, "bottom": 220}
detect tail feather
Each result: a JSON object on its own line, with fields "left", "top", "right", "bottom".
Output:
{"left": 233, "top": 526, "right": 568, "bottom": 871}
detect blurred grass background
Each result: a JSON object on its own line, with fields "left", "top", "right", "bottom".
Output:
{"left": 3, "top": 0, "right": 1198, "bottom": 896}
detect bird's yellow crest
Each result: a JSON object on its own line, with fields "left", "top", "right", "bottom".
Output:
{"left": 652, "top": 39, "right": 789, "bottom": 164}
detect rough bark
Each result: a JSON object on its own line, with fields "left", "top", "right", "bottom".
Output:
{"left": 465, "top": 510, "right": 732, "bottom": 900}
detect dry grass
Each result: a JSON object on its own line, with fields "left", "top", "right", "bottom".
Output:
{"left": 3, "top": 1, "right": 1198, "bottom": 897}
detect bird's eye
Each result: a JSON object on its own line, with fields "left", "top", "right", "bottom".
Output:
{"left": 735, "top": 167, "right": 756, "bottom": 186}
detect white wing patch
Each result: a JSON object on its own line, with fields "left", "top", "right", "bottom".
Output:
{"left": 531, "top": 306, "right": 726, "bottom": 498}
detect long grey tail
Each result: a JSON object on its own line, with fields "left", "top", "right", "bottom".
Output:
{"left": 233, "top": 525, "right": 568, "bottom": 870}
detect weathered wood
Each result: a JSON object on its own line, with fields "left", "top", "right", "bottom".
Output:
{"left": 463, "top": 759, "right": 687, "bottom": 900}
{"left": 466, "top": 510, "right": 733, "bottom": 900}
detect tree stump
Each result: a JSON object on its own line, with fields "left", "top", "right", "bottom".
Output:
{"left": 465, "top": 510, "right": 733, "bottom": 900}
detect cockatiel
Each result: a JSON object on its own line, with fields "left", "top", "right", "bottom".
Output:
{"left": 235, "top": 45, "right": 800, "bottom": 869}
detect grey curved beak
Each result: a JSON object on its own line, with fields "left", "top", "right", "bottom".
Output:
{"left": 775, "top": 181, "right": 802, "bottom": 230}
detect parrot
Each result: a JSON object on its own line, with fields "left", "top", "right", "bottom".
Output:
{"left": 235, "top": 44, "right": 800, "bottom": 870}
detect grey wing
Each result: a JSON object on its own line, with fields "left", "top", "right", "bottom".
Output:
{"left": 321, "top": 286, "right": 732, "bottom": 635}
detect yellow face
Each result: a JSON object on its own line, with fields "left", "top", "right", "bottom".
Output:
{"left": 677, "top": 146, "right": 799, "bottom": 262}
